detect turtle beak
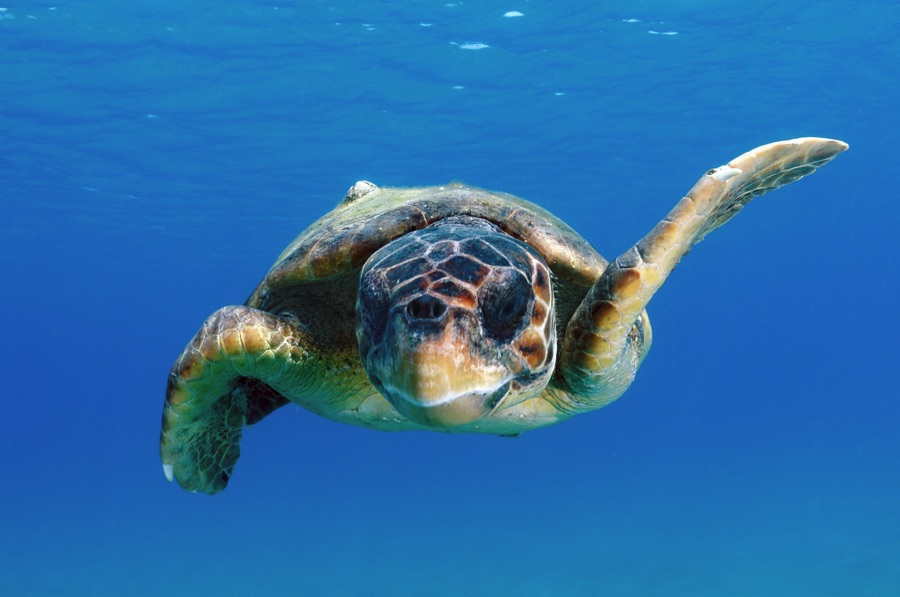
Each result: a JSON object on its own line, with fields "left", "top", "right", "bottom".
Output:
{"left": 392, "top": 381, "right": 511, "bottom": 428}
{"left": 381, "top": 342, "right": 512, "bottom": 427}
{"left": 369, "top": 305, "right": 514, "bottom": 428}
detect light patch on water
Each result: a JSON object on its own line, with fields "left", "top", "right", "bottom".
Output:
{"left": 623, "top": 18, "right": 640, "bottom": 23}
{"left": 648, "top": 30, "right": 678, "bottom": 35}
{"left": 503, "top": 11, "right": 524, "bottom": 18}
{"left": 451, "top": 42, "right": 490, "bottom": 50}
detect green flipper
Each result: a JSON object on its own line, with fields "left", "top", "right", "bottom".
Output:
{"left": 160, "top": 306, "right": 309, "bottom": 493}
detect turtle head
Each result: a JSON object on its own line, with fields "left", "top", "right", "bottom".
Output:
{"left": 356, "top": 216, "right": 556, "bottom": 429}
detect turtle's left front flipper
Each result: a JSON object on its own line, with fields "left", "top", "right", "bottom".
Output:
{"left": 558, "top": 137, "right": 848, "bottom": 407}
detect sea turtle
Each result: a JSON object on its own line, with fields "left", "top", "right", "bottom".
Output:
{"left": 161, "top": 137, "right": 847, "bottom": 493}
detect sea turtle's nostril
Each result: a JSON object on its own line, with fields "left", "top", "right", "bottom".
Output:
{"left": 406, "top": 295, "right": 448, "bottom": 321}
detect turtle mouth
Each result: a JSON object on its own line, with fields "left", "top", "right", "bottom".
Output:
{"left": 382, "top": 379, "right": 512, "bottom": 428}
{"left": 363, "top": 304, "right": 520, "bottom": 428}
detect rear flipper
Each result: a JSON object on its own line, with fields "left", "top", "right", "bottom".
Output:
{"left": 559, "top": 137, "right": 849, "bottom": 406}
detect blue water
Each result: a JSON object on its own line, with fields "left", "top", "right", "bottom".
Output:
{"left": 2, "top": 1, "right": 898, "bottom": 594}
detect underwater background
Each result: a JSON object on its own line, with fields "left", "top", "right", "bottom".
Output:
{"left": 2, "top": 1, "right": 898, "bottom": 595}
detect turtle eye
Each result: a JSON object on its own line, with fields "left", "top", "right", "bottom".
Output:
{"left": 357, "top": 270, "right": 391, "bottom": 344}
{"left": 478, "top": 270, "right": 533, "bottom": 342}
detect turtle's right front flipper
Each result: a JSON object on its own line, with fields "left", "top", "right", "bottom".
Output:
{"left": 558, "top": 137, "right": 848, "bottom": 408}
{"left": 160, "top": 306, "right": 310, "bottom": 493}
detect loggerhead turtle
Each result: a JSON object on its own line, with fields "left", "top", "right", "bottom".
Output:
{"left": 161, "top": 137, "right": 847, "bottom": 493}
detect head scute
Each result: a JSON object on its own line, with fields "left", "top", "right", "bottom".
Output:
{"left": 356, "top": 215, "right": 557, "bottom": 428}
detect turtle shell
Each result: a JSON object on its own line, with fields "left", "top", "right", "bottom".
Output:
{"left": 247, "top": 181, "right": 606, "bottom": 314}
